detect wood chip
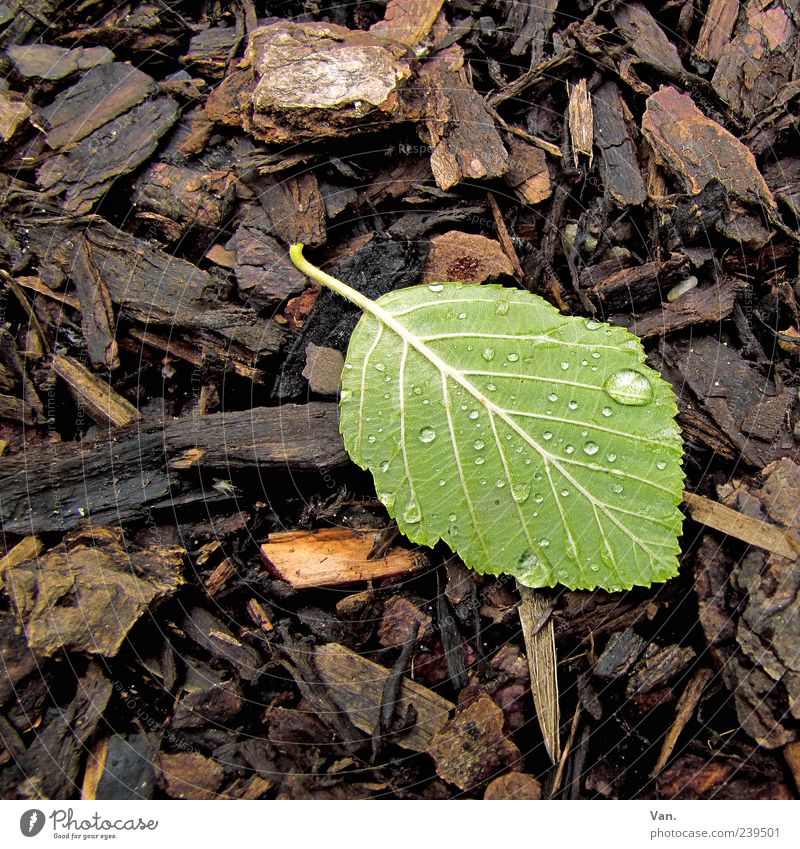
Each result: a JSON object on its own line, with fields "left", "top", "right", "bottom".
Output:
{"left": 261, "top": 527, "right": 426, "bottom": 589}
{"left": 712, "top": 0, "right": 798, "bottom": 121}
{"left": 684, "top": 491, "right": 800, "bottom": 560}
{"left": 158, "top": 752, "right": 224, "bottom": 800}
{"left": 302, "top": 343, "right": 344, "bottom": 397}
{"left": 484, "top": 771, "right": 543, "bottom": 799}
{"left": 614, "top": 2, "right": 683, "bottom": 73}
{"left": 52, "top": 354, "right": 141, "bottom": 428}
{"left": 642, "top": 86, "right": 776, "bottom": 210}
{"left": 504, "top": 136, "right": 552, "bottom": 204}
{"left": 0, "top": 90, "right": 30, "bottom": 142}
{"left": 592, "top": 81, "right": 647, "bottom": 206}
{"left": 651, "top": 668, "right": 714, "bottom": 777}
{"left": 694, "top": 0, "right": 739, "bottom": 64}
{"left": 314, "top": 642, "right": 454, "bottom": 751}
{"left": 567, "top": 78, "right": 593, "bottom": 168}
{"left": 370, "top": 0, "right": 444, "bottom": 48}
{"left": 418, "top": 44, "right": 508, "bottom": 190}
{"left": 421, "top": 231, "right": 515, "bottom": 284}
{"left": 37, "top": 97, "right": 179, "bottom": 215}
{"left": 41, "top": 62, "right": 155, "bottom": 149}
{"left": 4, "top": 527, "right": 184, "bottom": 657}
{"left": 427, "top": 694, "right": 522, "bottom": 790}
{"left": 7, "top": 43, "right": 113, "bottom": 79}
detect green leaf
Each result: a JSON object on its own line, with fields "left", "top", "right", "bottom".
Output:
{"left": 290, "top": 246, "right": 684, "bottom": 591}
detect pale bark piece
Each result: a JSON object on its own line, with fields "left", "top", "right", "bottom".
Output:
{"left": 314, "top": 642, "right": 454, "bottom": 752}
{"left": 52, "top": 355, "right": 141, "bottom": 429}
{"left": 236, "top": 21, "right": 412, "bottom": 143}
{"left": 370, "top": 0, "right": 444, "bottom": 47}
{"left": 261, "top": 527, "right": 426, "bottom": 589}
{"left": 37, "top": 97, "right": 179, "bottom": 215}
{"left": 427, "top": 694, "right": 522, "bottom": 791}
{"left": 484, "top": 771, "right": 543, "bottom": 800}
{"left": 593, "top": 81, "right": 647, "bottom": 206}
{"left": 641, "top": 86, "right": 776, "bottom": 210}
{"left": 504, "top": 136, "right": 552, "bottom": 204}
{"left": 0, "top": 90, "right": 30, "bottom": 141}
{"left": 4, "top": 526, "right": 184, "bottom": 657}
{"left": 568, "top": 78, "right": 593, "bottom": 168}
{"left": 695, "top": 0, "right": 739, "bottom": 64}
{"left": 421, "top": 231, "right": 514, "bottom": 284}
{"left": 614, "top": 2, "right": 683, "bottom": 73}
{"left": 712, "top": 0, "right": 798, "bottom": 122}
{"left": 302, "top": 343, "right": 344, "bottom": 396}
{"left": 41, "top": 62, "right": 155, "bottom": 149}
{"left": 418, "top": 44, "right": 508, "bottom": 190}
{"left": 7, "top": 43, "right": 113, "bottom": 79}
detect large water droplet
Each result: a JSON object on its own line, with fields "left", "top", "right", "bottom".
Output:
{"left": 448, "top": 513, "right": 457, "bottom": 523}
{"left": 548, "top": 393, "right": 558, "bottom": 402}
{"left": 496, "top": 480, "right": 505, "bottom": 488}
{"left": 428, "top": 283, "right": 444, "bottom": 292}
{"left": 468, "top": 410, "right": 479, "bottom": 420}
{"left": 486, "top": 382, "right": 497, "bottom": 392}
{"left": 611, "top": 483, "right": 624, "bottom": 494}
{"left": 565, "top": 445, "right": 575, "bottom": 455}
{"left": 560, "top": 488, "right": 570, "bottom": 497}
{"left": 418, "top": 427, "right": 436, "bottom": 443}
{"left": 374, "top": 362, "right": 386, "bottom": 372}
{"left": 583, "top": 441, "right": 599, "bottom": 456}
{"left": 474, "top": 439, "right": 485, "bottom": 450}
{"left": 568, "top": 400, "right": 578, "bottom": 410}
{"left": 495, "top": 299, "right": 510, "bottom": 316}
{"left": 543, "top": 431, "right": 553, "bottom": 441}
{"left": 534, "top": 493, "right": 544, "bottom": 503}
{"left": 656, "top": 460, "right": 667, "bottom": 470}
{"left": 601, "top": 406, "right": 613, "bottom": 417}
{"left": 403, "top": 501, "right": 421, "bottom": 523}
{"left": 539, "top": 538, "right": 550, "bottom": 548}
{"left": 380, "top": 460, "right": 390, "bottom": 472}
{"left": 607, "top": 452, "right": 617, "bottom": 463}
{"left": 340, "top": 389, "right": 352, "bottom": 403}
{"left": 367, "top": 435, "right": 376, "bottom": 443}
{"left": 560, "top": 361, "right": 570, "bottom": 370}
{"left": 603, "top": 369, "right": 654, "bottom": 406}
{"left": 511, "top": 483, "right": 531, "bottom": 503}
{"left": 591, "top": 351, "right": 601, "bottom": 359}
{"left": 586, "top": 318, "right": 602, "bottom": 330}
{"left": 507, "top": 353, "right": 520, "bottom": 362}
{"left": 482, "top": 347, "right": 495, "bottom": 362}
{"left": 475, "top": 456, "right": 485, "bottom": 465}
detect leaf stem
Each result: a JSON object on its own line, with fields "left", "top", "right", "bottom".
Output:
{"left": 289, "top": 244, "right": 376, "bottom": 315}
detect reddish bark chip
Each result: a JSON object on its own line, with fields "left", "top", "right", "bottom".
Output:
{"left": 642, "top": 86, "right": 775, "bottom": 210}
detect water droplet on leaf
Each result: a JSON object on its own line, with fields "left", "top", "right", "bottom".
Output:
{"left": 603, "top": 369, "right": 654, "bottom": 406}
{"left": 418, "top": 427, "right": 436, "bottom": 443}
